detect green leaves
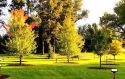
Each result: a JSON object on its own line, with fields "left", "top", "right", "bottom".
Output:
{"left": 57, "top": 15, "right": 83, "bottom": 55}
{"left": 7, "top": 9, "right": 37, "bottom": 56}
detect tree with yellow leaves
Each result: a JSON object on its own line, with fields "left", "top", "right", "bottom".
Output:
{"left": 57, "top": 14, "right": 83, "bottom": 63}
{"left": 109, "top": 40, "right": 123, "bottom": 64}
{"left": 7, "top": 9, "right": 36, "bottom": 65}
{"left": 35, "top": 0, "right": 86, "bottom": 58}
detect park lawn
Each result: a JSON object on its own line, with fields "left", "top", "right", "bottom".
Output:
{"left": 0, "top": 53, "right": 125, "bottom": 79}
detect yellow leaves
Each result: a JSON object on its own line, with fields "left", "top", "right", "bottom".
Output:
{"left": 110, "top": 40, "right": 123, "bottom": 55}
{"left": 9, "top": 9, "right": 28, "bottom": 28}
{"left": 16, "top": 0, "right": 24, "bottom": 3}
{"left": 49, "top": 0, "right": 58, "bottom": 10}
{"left": 57, "top": 16, "right": 83, "bottom": 54}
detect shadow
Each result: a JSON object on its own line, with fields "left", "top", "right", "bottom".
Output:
{"left": 27, "top": 58, "right": 48, "bottom": 59}
{"left": 88, "top": 66, "right": 115, "bottom": 70}
{"left": 55, "top": 62, "right": 79, "bottom": 64}
{"left": 102, "top": 61, "right": 113, "bottom": 62}
{"left": 107, "top": 59, "right": 124, "bottom": 61}
{"left": 0, "top": 74, "right": 10, "bottom": 79}
{"left": 11, "top": 61, "right": 27, "bottom": 62}
{"left": 7, "top": 63, "right": 34, "bottom": 66}
{"left": 1, "top": 60, "right": 27, "bottom": 62}
{"left": 102, "top": 64, "right": 119, "bottom": 65}
{"left": 80, "top": 59, "right": 91, "bottom": 60}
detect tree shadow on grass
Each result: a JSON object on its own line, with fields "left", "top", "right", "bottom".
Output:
{"left": 101, "top": 63, "right": 119, "bottom": 65}
{"left": 27, "top": 58, "right": 48, "bottom": 59}
{"left": 2, "top": 60, "right": 27, "bottom": 62}
{"left": 107, "top": 59, "right": 124, "bottom": 61}
{"left": 88, "top": 66, "right": 115, "bottom": 70}
{"left": 0, "top": 74, "right": 10, "bottom": 79}
{"left": 11, "top": 61, "right": 27, "bottom": 62}
{"left": 79, "top": 59, "right": 91, "bottom": 60}
{"left": 55, "top": 62, "right": 79, "bottom": 64}
{"left": 7, "top": 63, "right": 34, "bottom": 66}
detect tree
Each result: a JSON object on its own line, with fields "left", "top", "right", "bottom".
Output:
{"left": 0, "top": 35, "right": 8, "bottom": 54}
{"left": 10, "top": 0, "right": 25, "bottom": 9}
{"left": 88, "top": 24, "right": 110, "bottom": 68}
{"left": 35, "top": 0, "right": 86, "bottom": 58}
{"left": 109, "top": 40, "right": 123, "bottom": 64}
{"left": 7, "top": 9, "right": 36, "bottom": 65}
{"left": 100, "top": 0, "right": 125, "bottom": 39}
{"left": 57, "top": 15, "right": 83, "bottom": 63}
{"left": 114, "top": 0, "right": 125, "bottom": 24}
{"left": 78, "top": 24, "right": 94, "bottom": 51}
{"left": 100, "top": 13, "right": 124, "bottom": 36}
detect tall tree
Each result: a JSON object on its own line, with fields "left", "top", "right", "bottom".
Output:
{"left": 100, "top": 13, "right": 124, "bottom": 35}
{"left": 57, "top": 14, "right": 83, "bottom": 63}
{"left": 0, "top": 35, "right": 8, "bottom": 54}
{"left": 87, "top": 24, "right": 110, "bottom": 68}
{"left": 10, "top": 0, "right": 25, "bottom": 9}
{"left": 114, "top": 0, "right": 125, "bottom": 24}
{"left": 35, "top": 0, "right": 86, "bottom": 58}
{"left": 100, "top": 0, "right": 125, "bottom": 39}
{"left": 7, "top": 9, "right": 36, "bottom": 65}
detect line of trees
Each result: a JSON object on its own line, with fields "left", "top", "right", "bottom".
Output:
{"left": 0, "top": 0, "right": 87, "bottom": 64}
{"left": 78, "top": 0, "right": 125, "bottom": 68}
{"left": 0, "top": 0, "right": 124, "bottom": 66}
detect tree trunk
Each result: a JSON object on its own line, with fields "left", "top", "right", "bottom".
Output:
{"left": 67, "top": 55, "right": 70, "bottom": 63}
{"left": 53, "top": 38, "right": 55, "bottom": 53}
{"left": 99, "top": 55, "right": 102, "bottom": 69}
{"left": 19, "top": 55, "right": 22, "bottom": 65}
{"left": 114, "top": 55, "right": 115, "bottom": 64}
{"left": 106, "top": 55, "right": 108, "bottom": 64}
{"left": 47, "top": 39, "right": 54, "bottom": 59}
{"left": 42, "top": 40, "right": 44, "bottom": 55}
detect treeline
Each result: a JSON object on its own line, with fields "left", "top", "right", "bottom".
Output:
{"left": 0, "top": 0, "right": 124, "bottom": 61}
{"left": 0, "top": 0, "right": 87, "bottom": 59}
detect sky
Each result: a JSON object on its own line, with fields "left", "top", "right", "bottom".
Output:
{"left": 76, "top": 0, "right": 120, "bottom": 26}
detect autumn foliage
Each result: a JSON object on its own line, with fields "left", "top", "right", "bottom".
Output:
{"left": 9, "top": 9, "right": 39, "bottom": 31}
{"left": 109, "top": 40, "right": 123, "bottom": 55}
{"left": 9, "top": 9, "right": 27, "bottom": 28}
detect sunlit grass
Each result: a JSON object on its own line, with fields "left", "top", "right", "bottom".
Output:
{"left": 0, "top": 53, "right": 125, "bottom": 79}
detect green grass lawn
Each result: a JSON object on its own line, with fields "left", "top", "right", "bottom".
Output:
{"left": 0, "top": 53, "right": 125, "bottom": 79}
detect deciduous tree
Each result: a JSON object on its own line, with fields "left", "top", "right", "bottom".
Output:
{"left": 109, "top": 40, "right": 123, "bottom": 64}
{"left": 7, "top": 9, "right": 36, "bottom": 65}
{"left": 57, "top": 14, "right": 83, "bottom": 63}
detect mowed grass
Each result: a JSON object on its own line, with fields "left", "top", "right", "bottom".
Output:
{"left": 0, "top": 53, "right": 125, "bottom": 79}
